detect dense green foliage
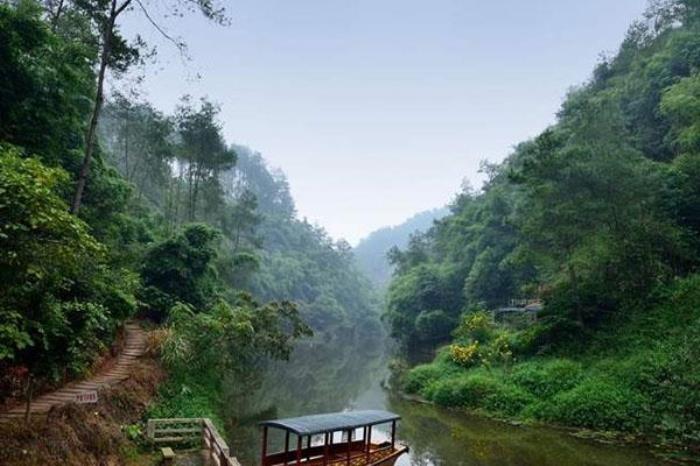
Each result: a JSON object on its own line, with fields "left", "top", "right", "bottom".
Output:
{"left": 404, "top": 275, "right": 700, "bottom": 445}
{"left": 389, "top": 0, "right": 700, "bottom": 448}
{"left": 0, "top": 150, "right": 121, "bottom": 378}
{"left": 354, "top": 208, "right": 448, "bottom": 289}
{"left": 0, "top": 0, "right": 380, "bottom": 424}
{"left": 150, "top": 296, "right": 311, "bottom": 428}
{"left": 140, "top": 224, "right": 221, "bottom": 320}
{"left": 0, "top": 2, "right": 140, "bottom": 394}
{"left": 221, "top": 146, "right": 383, "bottom": 341}
{"left": 388, "top": 0, "right": 700, "bottom": 350}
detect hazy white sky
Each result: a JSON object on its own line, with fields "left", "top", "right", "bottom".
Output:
{"left": 121, "top": 0, "right": 648, "bottom": 245}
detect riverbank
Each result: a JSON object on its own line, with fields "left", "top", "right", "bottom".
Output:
{"left": 220, "top": 340, "right": 677, "bottom": 466}
{"left": 399, "top": 275, "right": 700, "bottom": 463}
{"left": 395, "top": 389, "right": 694, "bottom": 463}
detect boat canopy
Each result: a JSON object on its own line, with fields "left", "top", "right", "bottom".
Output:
{"left": 260, "top": 410, "right": 400, "bottom": 436}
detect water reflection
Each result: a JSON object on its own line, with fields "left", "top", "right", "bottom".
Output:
{"left": 223, "top": 338, "right": 671, "bottom": 466}
{"left": 388, "top": 397, "right": 669, "bottom": 466}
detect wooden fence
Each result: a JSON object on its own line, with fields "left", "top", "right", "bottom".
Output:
{"left": 147, "top": 417, "right": 241, "bottom": 466}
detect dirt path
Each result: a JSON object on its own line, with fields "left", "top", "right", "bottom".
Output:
{"left": 0, "top": 320, "right": 147, "bottom": 423}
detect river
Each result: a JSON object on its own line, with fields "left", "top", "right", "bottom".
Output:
{"left": 222, "top": 337, "right": 672, "bottom": 466}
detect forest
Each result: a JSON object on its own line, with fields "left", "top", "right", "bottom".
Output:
{"left": 0, "top": 0, "right": 380, "bottom": 433}
{"left": 2, "top": 0, "right": 700, "bottom": 463}
{"left": 386, "top": 0, "right": 700, "bottom": 451}
{"left": 354, "top": 208, "right": 447, "bottom": 290}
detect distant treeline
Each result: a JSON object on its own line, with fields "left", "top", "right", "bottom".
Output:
{"left": 354, "top": 208, "right": 448, "bottom": 290}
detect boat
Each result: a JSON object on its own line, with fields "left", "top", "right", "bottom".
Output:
{"left": 259, "top": 410, "right": 409, "bottom": 466}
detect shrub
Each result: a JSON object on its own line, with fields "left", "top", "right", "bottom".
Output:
{"left": 403, "top": 364, "right": 445, "bottom": 394}
{"left": 422, "top": 377, "right": 469, "bottom": 407}
{"left": 0, "top": 150, "right": 121, "bottom": 384}
{"left": 482, "top": 383, "right": 535, "bottom": 416}
{"left": 453, "top": 311, "right": 494, "bottom": 343}
{"left": 422, "top": 373, "right": 524, "bottom": 411}
{"left": 534, "top": 378, "right": 647, "bottom": 431}
{"left": 510, "top": 359, "right": 582, "bottom": 399}
{"left": 449, "top": 342, "right": 480, "bottom": 367}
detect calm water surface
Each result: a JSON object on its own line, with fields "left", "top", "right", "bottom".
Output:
{"left": 223, "top": 339, "right": 672, "bottom": 466}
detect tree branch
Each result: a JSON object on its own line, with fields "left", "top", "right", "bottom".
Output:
{"left": 135, "top": 0, "right": 188, "bottom": 55}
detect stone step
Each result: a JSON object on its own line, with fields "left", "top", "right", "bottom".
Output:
{"left": 0, "top": 321, "right": 147, "bottom": 418}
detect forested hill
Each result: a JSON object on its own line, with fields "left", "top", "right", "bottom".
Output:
{"left": 224, "top": 146, "right": 383, "bottom": 340}
{"left": 388, "top": 0, "right": 700, "bottom": 450}
{"left": 354, "top": 208, "right": 448, "bottom": 289}
{"left": 99, "top": 105, "right": 382, "bottom": 341}
{"left": 0, "top": 0, "right": 379, "bottom": 417}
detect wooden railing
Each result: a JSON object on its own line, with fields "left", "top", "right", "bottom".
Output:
{"left": 147, "top": 417, "right": 241, "bottom": 466}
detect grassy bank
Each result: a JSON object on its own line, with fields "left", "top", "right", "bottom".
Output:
{"left": 402, "top": 275, "right": 700, "bottom": 455}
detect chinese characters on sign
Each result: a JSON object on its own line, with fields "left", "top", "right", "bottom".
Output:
{"left": 74, "top": 391, "right": 98, "bottom": 404}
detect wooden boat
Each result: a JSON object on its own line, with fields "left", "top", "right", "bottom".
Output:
{"left": 259, "top": 410, "right": 409, "bottom": 466}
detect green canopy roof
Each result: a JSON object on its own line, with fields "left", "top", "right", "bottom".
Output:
{"left": 260, "top": 410, "right": 400, "bottom": 436}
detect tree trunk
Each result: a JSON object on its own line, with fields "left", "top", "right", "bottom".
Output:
{"left": 69, "top": 3, "right": 116, "bottom": 214}
{"left": 23, "top": 375, "right": 34, "bottom": 423}
{"left": 123, "top": 115, "right": 130, "bottom": 180}
{"left": 51, "top": 0, "right": 65, "bottom": 30}
{"left": 191, "top": 165, "right": 201, "bottom": 221}
{"left": 187, "top": 162, "right": 194, "bottom": 220}
{"left": 568, "top": 264, "right": 584, "bottom": 327}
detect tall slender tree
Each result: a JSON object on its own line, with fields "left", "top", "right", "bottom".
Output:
{"left": 68, "top": 0, "right": 228, "bottom": 214}
{"left": 175, "top": 98, "right": 236, "bottom": 222}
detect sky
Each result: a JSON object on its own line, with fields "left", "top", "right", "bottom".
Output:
{"left": 121, "top": 0, "right": 648, "bottom": 245}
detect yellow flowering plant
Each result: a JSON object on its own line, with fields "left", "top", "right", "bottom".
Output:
{"left": 449, "top": 341, "right": 480, "bottom": 367}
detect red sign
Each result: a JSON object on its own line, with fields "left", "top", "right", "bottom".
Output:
{"left": 74, "top": 391, "right": 98, "bottom": 404}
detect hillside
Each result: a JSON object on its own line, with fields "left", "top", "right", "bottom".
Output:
{"left": 354, "top": 208, "right": 448, "bottom": 289}
{"left": 3, "top": 0, "right": 700, "bottom": 463}
{"left": 0, "top": 0, "right": 379, "bottom": 447}
{"left": 386, "top": 0, "right": 700, "bottom": 454}
{"left": 224, "top": 146, "right": 383, "bottom": 340}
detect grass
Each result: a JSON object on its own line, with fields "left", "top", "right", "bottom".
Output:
{"left": 402, "top": 274, "right": 700, "bottom": 448}
{"left": 146, "top": 369, "right": 226, "bottom": 433}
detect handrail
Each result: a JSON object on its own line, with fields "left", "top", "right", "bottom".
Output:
{"left": 147, "top": 417, "right": 241, "bottom": 466}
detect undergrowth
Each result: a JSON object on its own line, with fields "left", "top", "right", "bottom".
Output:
{"left": 402, "top": 274, "right": 700, "bottom": 452}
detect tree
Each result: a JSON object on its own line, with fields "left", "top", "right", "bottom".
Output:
{"left": 0, "top": 149, "right": 104, "bottom": 358}
{"left": 516, "top": 96, "right": 685, "bottom": 327}
{"left": 163, "top": 295, "right": 312, "bottom": 377}
{"left": 224, "top": 189, "right": 261, "bottom": 254}
{"left": 0, "top": 149, "right": 119, "bottom": 418}
{"left": 68, "top": 0, "right": 228, "bottom": 214}
{"left": 385, "top": 263, "right": 461, "bottom": 348}
{"left": 0, "top": 0, "right": 93, "bottom": 167}
{"left": 100, "top": 94, "right": 175, "bottom": 206}
{"left": 174, "top": 98, "right": 236, "bottom": 222}
{"left": 140, "top": 223, "right": 221, "bottom": 319}
{"left": 661, "top": 73, "right": 700, "bottom": 154}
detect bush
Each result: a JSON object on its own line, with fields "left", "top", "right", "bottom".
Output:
{"left": 140, "top": 224, "right": 221, "bottom": 320}
{"left": 403, "top": 363, "right": 446, "bottom": 394}
{"left": 415, "top": 309, "right": 454, "bottom": 342}
{"left": 449, "top": 342, "right": 480, "bottom": 367}
{"left": 422, "top": 373, "right": 533, "bottom": 415}
{"left": 510, "top": 359, "right": 582, "bottom": 398}
{"left": 533, "top": 379, "right": 647, "bottom": 431}
{"left": 482, "top": 383, "right": 535, "bottom": 416}
{"left": 453, "top": 311, "right": 494, "bottom": 343}
{"left": 0, "top": 150, "right": 121, "bottom": 384}
{"left": 422, "top": 376, "right": 471, "bottom": 407}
